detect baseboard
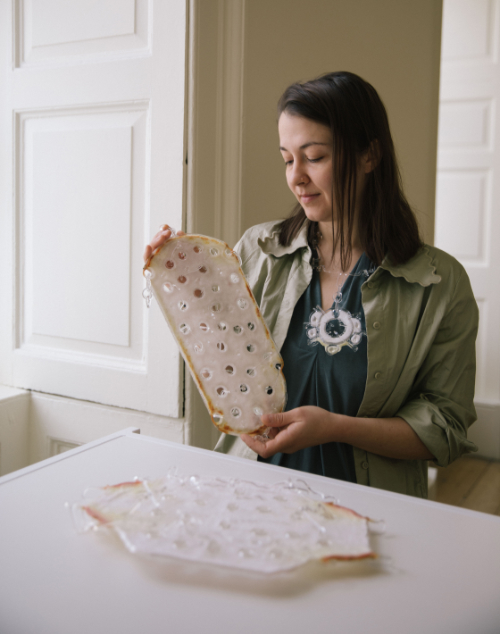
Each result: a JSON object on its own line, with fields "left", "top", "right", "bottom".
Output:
{"left": 469, "top": 400, "right": 500, "bottom": 460}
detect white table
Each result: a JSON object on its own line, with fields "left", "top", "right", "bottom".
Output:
{"left": 0, "top": 428, "right": 499, "bottom": 634}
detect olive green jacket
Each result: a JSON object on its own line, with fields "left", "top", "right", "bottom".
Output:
{"left": 214, "top": 220, "right": 478, "bottom": 498}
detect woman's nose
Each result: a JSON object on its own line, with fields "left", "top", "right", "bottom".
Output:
{"left": 289, "top": 163, "right": 309, "bottom": 187}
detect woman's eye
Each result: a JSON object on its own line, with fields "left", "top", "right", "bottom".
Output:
{"left": 307, "top": 156, "right": 324, "bottom": 163}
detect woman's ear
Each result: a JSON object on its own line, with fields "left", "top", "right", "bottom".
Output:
{"left": 363, "top": 139, "right": 381, "bottom": 173}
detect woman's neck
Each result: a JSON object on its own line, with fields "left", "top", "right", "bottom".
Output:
{"left": 317, "top": 221, "right": 362, "bottom": 272}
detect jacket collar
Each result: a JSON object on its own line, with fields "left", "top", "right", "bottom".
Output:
{"left": 257, "top": 221, "right": 310, "bottom": 257}
{"left": 257, "top": 221, "right": 441, "bottom": 287}
{"left": 379, "top": 246, "right": 441, "bottom": 287}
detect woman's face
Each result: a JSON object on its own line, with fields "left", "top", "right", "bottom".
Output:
{"left": 278, "top": 112, "right": 335, "bottom": 224}
{"left": 278, "top": 112, "right": 369, "bottom": 226}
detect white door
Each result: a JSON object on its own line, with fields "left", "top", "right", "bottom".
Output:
{"left": 0, "top": 0, "right": 186, "bottom": 418}
{"left": 436, "top": 0, "right": 500, "bottom": 457}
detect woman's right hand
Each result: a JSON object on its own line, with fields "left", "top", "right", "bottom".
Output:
{"left": 143, "top": 224, "right": 185, "bottom": 266}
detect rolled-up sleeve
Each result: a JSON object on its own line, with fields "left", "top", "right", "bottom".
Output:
{"left": 396, "top": 269, "right": 478, "bottom": 466}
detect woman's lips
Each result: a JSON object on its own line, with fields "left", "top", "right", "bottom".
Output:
{"left": 299, "top": 193, "right": 320, "bottom": 204}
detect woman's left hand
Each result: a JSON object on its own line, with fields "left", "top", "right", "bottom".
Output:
{"left": 241, "top": 406, "right": 336, "bottom": 458}
{"left": 143, "top": 225, "right": 185, "bottom": 266}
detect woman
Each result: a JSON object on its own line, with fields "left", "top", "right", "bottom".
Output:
{"left": 145, "top": 72, "right": 478, "bottom": 498}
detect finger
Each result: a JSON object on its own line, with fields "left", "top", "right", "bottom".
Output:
{"left": 143, "top": 228, "right": 187, "bottom": 265}
{"left": 157, "top": 225, "right": 185, "bottom": 237}
{"left": 241, "top": 434, "right": 278, "bottom": 459}
{"left": 143, "top": 244, "right": 153, "bottom": 263}
{"left": 143, "top": 232, "right": 168, "bottom": 264}
{"left": 261, "top": 411, "right": 293, "bottom": 428}
{"left": 150, "top": 228, "right": 172, "bottom": 251}
{"left": 242, "top": 431, "right": 290, "bottom": 458}
{"left": 143, "top": 229, "right": 172, "bottom": 264}
{"left": 263, "top": 427, "right": 280, "bottom": 440}
{"left": 249, "top": 426, "right": 279, "bottom": 441}
{"left": 150, "top": 228, "right": 185, "bottom": 251}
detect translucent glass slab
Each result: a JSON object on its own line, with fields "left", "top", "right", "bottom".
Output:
{"left": 73, "top": 474, "right": 376, "bottom": 573}
{"left": 143, "top": 234, "right": 286, "bottom": 436}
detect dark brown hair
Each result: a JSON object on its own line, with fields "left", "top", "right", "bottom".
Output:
{"left": 278, "top": 71, "right": 422, "bottom": 267}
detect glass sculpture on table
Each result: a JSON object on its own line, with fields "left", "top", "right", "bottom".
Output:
{"left": 73, "top": 474, "right": 376, "bottom": 574}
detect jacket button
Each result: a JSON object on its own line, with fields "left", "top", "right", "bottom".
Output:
{"left": 367, "top": 281, "right": 373, "bottom": 289}
{"left": 361, "top": 461, "right": 369, "bottom": 469}
{"left": 374, "top": 371, "right": 382, "bottom": 379}
{"left": 373, "top": 321, "right": 381, "bottom": 330}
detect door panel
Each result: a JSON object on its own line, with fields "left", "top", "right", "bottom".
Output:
{"left": 437, "top": 0, "right": 500, "bottom": 455}
{"left": 16, "top": 0, "right": 150, "bottom": 66}
{"left": 1, "top": 1, "right": 186, "bottom": 417}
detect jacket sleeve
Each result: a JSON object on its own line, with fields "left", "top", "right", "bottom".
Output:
{"left": 395, "top": 269, "right": 479, "bottom": 467}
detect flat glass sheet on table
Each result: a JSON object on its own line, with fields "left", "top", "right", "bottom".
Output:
{"left": 73, "top": 473, "right": 375, "bottom": 573}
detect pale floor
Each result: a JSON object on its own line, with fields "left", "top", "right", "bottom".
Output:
{"left": 433, "top": 456, "right": 500, "bottom": 516}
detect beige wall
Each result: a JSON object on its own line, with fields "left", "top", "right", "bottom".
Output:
{"left": 239, "top": 0, "right": 442, "bottom": 244}
{"left": 187, "top": 0, "right": 443, "bottom": 448}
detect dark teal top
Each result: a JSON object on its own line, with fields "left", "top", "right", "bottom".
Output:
{"left": 259, "top": 253, "right": 376, "bottom": 482}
